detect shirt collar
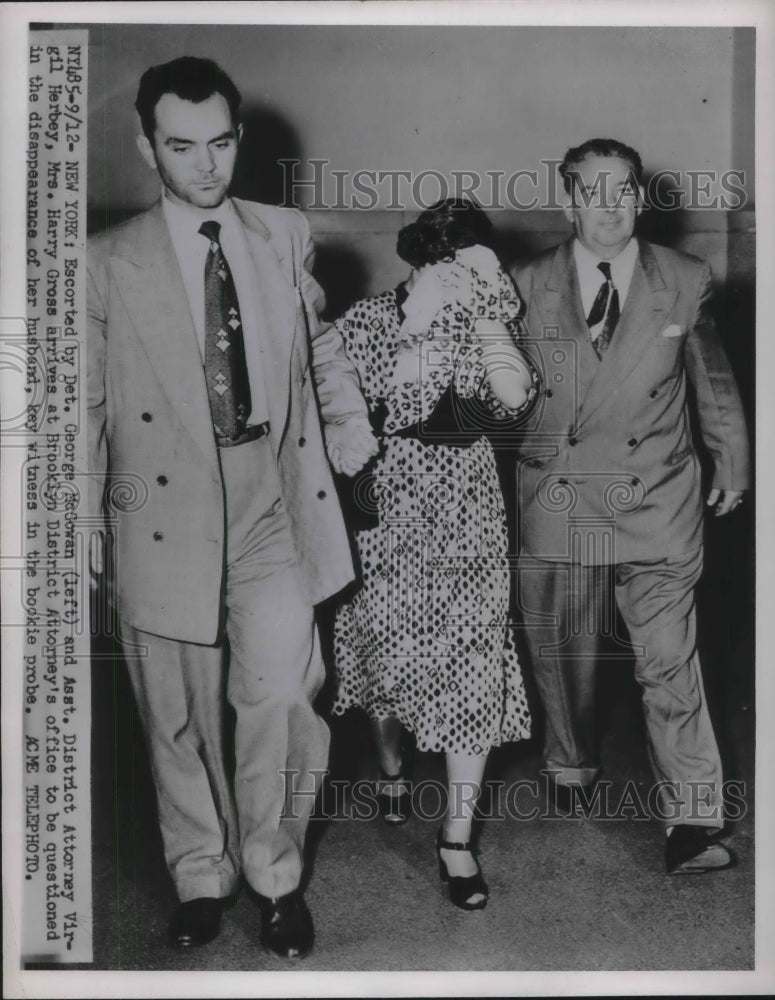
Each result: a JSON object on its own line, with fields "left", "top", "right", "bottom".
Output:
{"left": 573, "top": 235, "right": 638, "bottom": 284}
{"left": 162, "top": 190, "right": 235, "bottom": 242}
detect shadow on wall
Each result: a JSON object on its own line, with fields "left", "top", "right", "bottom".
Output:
{"left": 231, "top": 103, "right": 303, "bottom": 207}
{"left": 700, "top": 214, "right": 755, "bottom": 739}
{"left": 313, "top": 245, "right": 372, "bottom": 322}
{"left": 636, "top": 170, "right": 689, "bottom": 248}
{"left": 490, "top": 221, "right": 540, "bottom": 274}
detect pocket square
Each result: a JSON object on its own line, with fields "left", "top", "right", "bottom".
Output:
{"left": 661, "top": 324, "right": 683, "bottom": 338}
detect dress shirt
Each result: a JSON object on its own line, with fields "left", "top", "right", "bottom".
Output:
{"left": 162, "top": 192, "right": 270, "bottom": 426}
{"left": 573, "top": 236, "right": 639, "bottom": 341}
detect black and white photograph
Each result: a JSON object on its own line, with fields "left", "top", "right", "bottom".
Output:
{"left": 2, "top": 2, "right": 773, "bottom": 996}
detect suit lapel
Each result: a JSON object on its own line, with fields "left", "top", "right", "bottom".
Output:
{"left": 233, "top": 200, "right": 297, "bottom": 446}
{"left": 533, "top": 240, "right": 600, "bottom": 407}
{"left": 112, "top": 200, "right": 301, "bottom": 459}
{"left": 111, "top": 203, "right": 218, "bottom": 462}
{"left": 576, "top": 240, "right": 679, "bottom": 429}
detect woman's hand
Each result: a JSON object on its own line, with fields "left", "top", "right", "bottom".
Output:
{"left": 398, "top": 268, "right": 445, "bottom": 344}
{"left": 398, "top": 263, "right": 474, "bottom": 345}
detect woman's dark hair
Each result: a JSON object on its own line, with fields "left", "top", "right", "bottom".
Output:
{"left": 396, "top": 199, "right": 493, "bottom": 269}
{"left": 135, "top": 56, "right": 242, "bottom": 146}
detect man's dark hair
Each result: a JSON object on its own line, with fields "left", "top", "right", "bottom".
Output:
{"left": 559, "top": 138, "right": 643, "bottom": 195}
{"left": 396, "top": 198, "right": 493, "bottom": 269}
{"left": 135, "top": 56, "right": 242, "bottom": 143}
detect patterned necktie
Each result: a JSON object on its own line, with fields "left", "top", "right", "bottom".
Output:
{"left": 586, "top": 261, "right": 620, "bottom": 360}
{"left": 199, "top": 220, "right": 252, "bottom": 440}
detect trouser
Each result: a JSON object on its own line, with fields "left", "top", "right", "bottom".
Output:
{"left": 518, "top": 546, "right": 723, "bottom": 826}
{"left": 120, "top": 435, "right": 330, "bottom": 901}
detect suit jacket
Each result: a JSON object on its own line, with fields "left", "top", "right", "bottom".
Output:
{"left": 512, "top": 238, "right": 750, "bottom": 565}
{"left": 87, "top": 198, "right": 368, "bottom": 644}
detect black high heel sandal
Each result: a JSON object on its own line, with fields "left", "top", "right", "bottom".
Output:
{"left": 436, "top": 828, "right": 488, "bottom": 911}
{"left": 376, "top": 766, "right": 411, "bottom": 825}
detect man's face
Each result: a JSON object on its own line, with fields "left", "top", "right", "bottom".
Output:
{"left": 137, "top": 92, "right": 240, "bottom": 210}
{"left": 563, "top": 154, "right": 643, "bottom": 259}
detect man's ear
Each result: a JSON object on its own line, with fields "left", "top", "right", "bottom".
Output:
{"left": 136, "top": 133, "right": 158, "bottom": 172}
{"left": 562, "top": 195, "right": 576, "bottom": 226}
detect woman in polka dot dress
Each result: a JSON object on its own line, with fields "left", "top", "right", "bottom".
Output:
{"left": 331, "top": 200, "right": 538, "bottom": 910}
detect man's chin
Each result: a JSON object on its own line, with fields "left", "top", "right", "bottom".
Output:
{"left": 596, "top": 228, "right": 625, "bottom": 242}
{"left": 188, "top": 186, "right": 228, "bottom": 208}
{"left": 594, "top": 230, "right": 633, "bottom": 250}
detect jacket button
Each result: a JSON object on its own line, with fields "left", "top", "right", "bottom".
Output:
{"left": 545, "top": 389, "right": 553, "bottom": 398}
{"left": 317, "top": 490, "right": 326, "bottom": 500}
{"left": 628, "top": 437, "right": 638, "bottom": 447}
{"left": 153, "top": 531, "right": 163, "bottom": 541}
{"left": 157, "top": 475, "right": 168, "bottom": 486}
{"left": 142, "top": 412, "right": 152, "bottom": 422}
{"left": 568, "top": 435, "right": 578, "bottom": 447}
{"left": 299, "top": 437, "right": 306, "bottom": 447}
{"left": 649, "top": 389, "right": 658, "bottom": 399}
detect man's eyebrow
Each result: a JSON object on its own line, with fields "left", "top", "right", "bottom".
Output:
{"left": 576, "top": 178, "right": 636, "bottom": 190}
{"left": 162, "top": 130, "right": 236, "bottom": 146}
{"left": 209, "top": 130, "right": 237, "bottom": 142}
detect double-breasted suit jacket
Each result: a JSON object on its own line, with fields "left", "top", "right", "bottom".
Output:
{"left": 511, "top": 234, "right": 750, "bottom": 816}
{"left": 512, "top": 238, "right": 750, "bottom": 565}
{"left": 87, "top": 198, "right": 367, "bottom": 644}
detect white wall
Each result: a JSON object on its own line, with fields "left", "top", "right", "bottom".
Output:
{"left": 76, "top": 20, "right": 754, "bottom": 391}
{"left": 82, "top": 24, "right": 752, "bottom": 212}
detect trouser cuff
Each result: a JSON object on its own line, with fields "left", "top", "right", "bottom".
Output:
{"left": 175, "top": 869, "right": 240, "bottom": 903}
{"left": 544, "top": 764, "right": 600, "bottom": 787}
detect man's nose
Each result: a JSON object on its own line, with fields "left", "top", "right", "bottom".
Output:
{"left": 194, "top": 145, "right": 216, "bottom": 172}
{"left": 597, "top": 193, "right": 619, "bottom": 212}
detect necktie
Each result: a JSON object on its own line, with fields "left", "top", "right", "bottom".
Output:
{"left": 586, "top": 261, "right": 620, "bottom": 360}
{"left": 199, "top": 220, "right": 252, "bottom": 440}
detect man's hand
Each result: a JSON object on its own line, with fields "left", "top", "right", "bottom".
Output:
{"left": 89, "top": 530, "right": 105, "bottom": 590}
{"left": 706, "top": 488, "right": 745, "bottom": 517}
{"left": 325, "top": 417, "right": 379, "bottom": 476}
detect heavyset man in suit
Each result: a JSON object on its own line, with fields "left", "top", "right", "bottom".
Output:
{"left": 87, "top": 57, "right": 376, "bottom": 956}
{"left": 514, "top": 138, "right": 749, "bottom": 873}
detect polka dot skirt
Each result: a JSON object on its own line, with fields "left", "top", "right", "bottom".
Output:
{"left": 331, "top": 289, "right": 531, "bottom": 755}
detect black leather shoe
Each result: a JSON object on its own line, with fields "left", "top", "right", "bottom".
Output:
{"left": 665, "top": 825, "right": 735, "bottom": 875}
{"left": 167, "top": 897, "right": 223, "bottom": 949}
{"left": 254, "top": 889, "right": 314, "bottom": 959}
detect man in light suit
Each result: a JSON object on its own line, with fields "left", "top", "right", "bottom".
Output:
{"left": 514, "top": 138, "right": 749, "bottom": 873}
{"left": 87, "top": 57, "right": 376, "bottom": 956}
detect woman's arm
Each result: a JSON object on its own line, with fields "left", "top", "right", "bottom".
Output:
{"left": 473, "top": 318, "right": 535, "bottom": 411}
